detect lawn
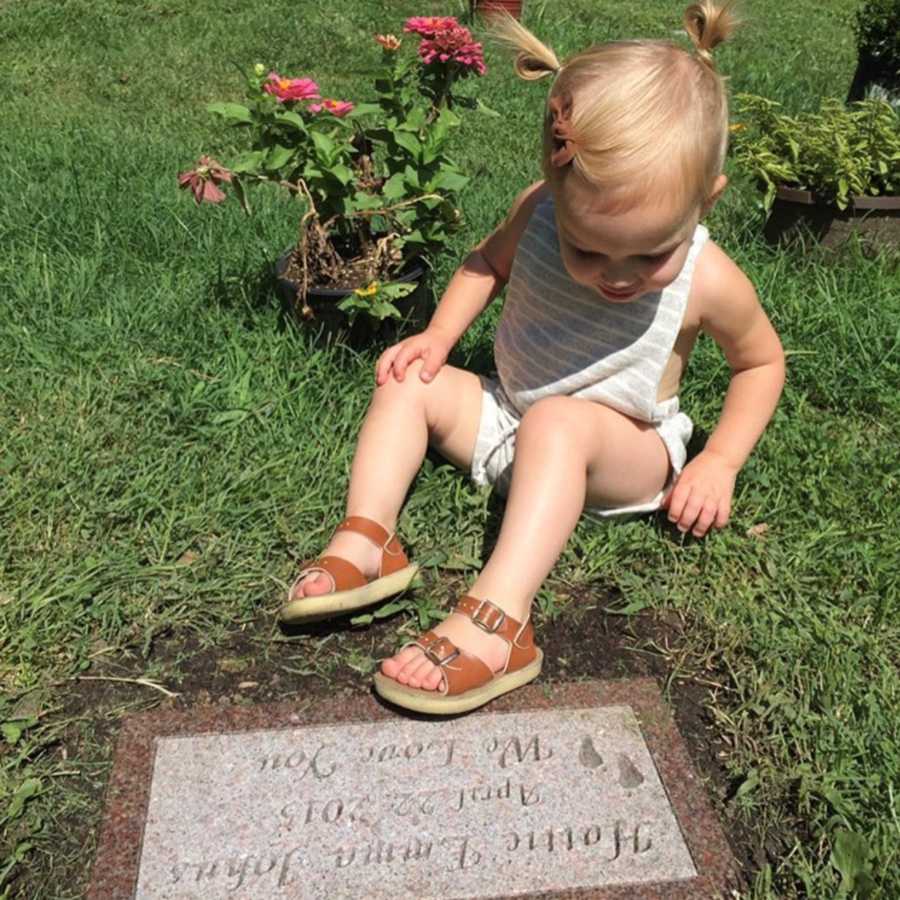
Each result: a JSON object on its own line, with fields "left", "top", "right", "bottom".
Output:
{"left": 1, "top": 0, "right": 899, "bottom": 897}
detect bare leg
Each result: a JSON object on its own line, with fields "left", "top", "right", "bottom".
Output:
{"left": 291, "top": 362, "right": 483, "bottom": 598}
{"left": 381, "top": 395, "right": 671, "bottom": 690}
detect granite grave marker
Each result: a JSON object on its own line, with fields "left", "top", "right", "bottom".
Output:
{"left": 89, "top": 679, "right": 736, "bottom": 899}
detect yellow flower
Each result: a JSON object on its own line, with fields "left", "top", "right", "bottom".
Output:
{"left": 729, "top": 123, "right": 746, "bottom": 133}
{"left": 354, "top": 281, "right": 379, "bottom": 297}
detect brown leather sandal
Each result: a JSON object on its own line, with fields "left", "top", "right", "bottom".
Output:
{"left": 279, "top": 516, "right": 418, "bottom": 624}
{"left": 373, "top": 595, "right": 543, "bottom": 714}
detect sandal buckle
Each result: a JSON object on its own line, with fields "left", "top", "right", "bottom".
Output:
{"left": 424, "top": 637, "right": 460, "bottom": 667}
{"left": 471, "top": 599, "right": 506, "bottom": 634}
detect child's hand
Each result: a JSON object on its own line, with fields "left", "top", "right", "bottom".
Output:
{"left": 661, "top": 450, "right": 737, "bottom": 538}
{"left": 375, "top": 327, "right": 454, "bottom": 386}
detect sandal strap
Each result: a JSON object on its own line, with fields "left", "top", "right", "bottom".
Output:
{"left": 454, "top": 595, "right": 521, "bottom": 642}
{"left": 294, "top": 555, "right": 366, "bottom": 594}
{"left": 334, "top": 516, "right": 409, "bottom": 577}
{"left": 454, "top": 595, "right": 538, "bottom": 677}
{"left": 414, "top": 632, "right": 493, "bottom": 697}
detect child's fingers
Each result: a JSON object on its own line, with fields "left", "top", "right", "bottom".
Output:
{"left": 375, "top": 346, "right": 401, "bottom": 384}
{"left": 691, "top": 503, "right": 718, "bottom": 538}
{"left": 675, "top": 492, "right": 703, "bottom": 533}
{"left": 665, "top": 482, "right": 690, "bottom": 524}
{"left": 714, "top": 499, "right": 731, "bottom": 529}
{"left": 392, "top": 344, "right": 423, "bottom": 381}
{"left": 420, "top": 348, "right": 446, "bottom": 382}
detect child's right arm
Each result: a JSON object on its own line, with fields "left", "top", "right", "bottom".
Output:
{"left": 375, "top": 181, "right": 547, "bottom": 385}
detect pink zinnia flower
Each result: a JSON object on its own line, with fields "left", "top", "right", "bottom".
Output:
{"left": 418, "top": 25, "right": 486, "bottom": 76}
{"left": 263, "top": 72, "right": 320, "bottom": 103}
{"left": 308, "top": 98, "right": 354, "bottom": 117}
{"left": 403, "top": 16, "right": 458, "bottom": 37}
{"left": 177, "top": 155, "right": 233, "bottom": 205}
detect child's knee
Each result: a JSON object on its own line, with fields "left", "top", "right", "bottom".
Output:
{"left": 518, "top": 396, "right": 585, "bottom": 443}
{"left": 373, "top": 359, "right": 431, "bottom": 406}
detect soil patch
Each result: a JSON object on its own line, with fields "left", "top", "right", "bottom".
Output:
{"left": 25, "top": 598, "right": 769, "bottom": 898}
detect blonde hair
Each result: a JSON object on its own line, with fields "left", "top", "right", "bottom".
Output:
{"left": 489, "top": 2, "right": 739, "bottom": 211}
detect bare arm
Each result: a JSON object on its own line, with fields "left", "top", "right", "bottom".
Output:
{"left": 699, "top": 243, "right": 785, "bottom": 470}
{"left": 376, "top": 181, "right": 548, "bottom": 384}
{"left": 664, "top": 241, "right": 785, "bottom": 536}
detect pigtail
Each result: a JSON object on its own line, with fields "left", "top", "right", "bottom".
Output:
{"left": 683, "top": 1, "right": 739, "bottom": 69}
{"left": 483, "top": 11, "right": 561, "bottom": 81}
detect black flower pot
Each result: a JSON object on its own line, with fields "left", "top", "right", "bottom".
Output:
{"left": 275, "top": 251, "right": 431, "bottom": 348}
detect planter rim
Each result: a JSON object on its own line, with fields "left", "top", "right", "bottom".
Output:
{"left": 275, "top": 250, "right": 426, "bottom": 298}
{"left": 774, "top": 185, "right": 900, "bottom": 210}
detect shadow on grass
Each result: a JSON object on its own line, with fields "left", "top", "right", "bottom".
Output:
{"left": 207, "top": 258, "right": 284, "bottom": 327}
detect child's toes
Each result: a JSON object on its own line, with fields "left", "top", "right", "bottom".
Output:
{"left": 380, "top": 646, "right": 421, "bottom": 680}
{"left": 291, "top": 573, "right": 332, "bottom": 600}
{"left": 420, "top": 666, "right": 444, "bottom": 692}
{"left": 404, "top": 656, "right": 436, "bottom": 689}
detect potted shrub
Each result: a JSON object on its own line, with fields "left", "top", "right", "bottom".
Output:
{"left": 848, "top": 0, "right": 900, "bottom": 105}
{"left": 178, "top": 16, "right": 487, "bottom": 342}
{"left": 730, "top": 93, "right": 900, "bottom": 251}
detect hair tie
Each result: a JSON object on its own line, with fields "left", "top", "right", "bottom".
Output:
{"left": 548, "top": 94, "right": 577, "bottom": 168}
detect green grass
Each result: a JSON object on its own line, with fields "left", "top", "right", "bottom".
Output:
{"left": 2, "top": 0, "right": 899, "bottom": 897}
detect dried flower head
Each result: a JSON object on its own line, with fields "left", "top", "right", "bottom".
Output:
{"left": 375, "top": 34, "right": 402, "bottom": 51}
{"left": 177, "top": 155, "right": 233, "bottom": 204}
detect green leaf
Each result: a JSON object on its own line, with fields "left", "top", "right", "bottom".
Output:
{"left": 605, "top": 596, "right": 652, "bottom": 615}
{"left": 344, "top": 102, "right": 381, "bottom": 120}
{"left": 265, "top": 144, "right": 294, "bottom": 171}
{"left": 734, "top": 769, "right": 760, "bottom": 800}
{"left": 230, "top": 150, "right": 266, "bottom": 174}
{"left": 393, "top": 131, "right": 421, "bottom": 160}
{"left": 232, "top": 178, "right": 252, "bottom": 215}
{"left": 206, "top": 102, "right": 252, "bottom": 124}
{"left": 399, "top": 107, "right": 428, "bottom": 131}
{"left": 330, "top": 163, "right": 354, "bottom": 186}
{"left": 380, "top": 282, "right": 416, "bottom": 300}
{"left": 382, "top": 172, "right": 408, "bottom": 200}
{"left": 7, "top": 779, "right": 41, "bottom": 821}
{"left": 274, "top": 110, "right": 307, "bottom": 131}
{"left": 0, "top": 719, "right": 35, "bottom": 746}
{"left": 830, "top": 830, "right": 874, "bottom": 898}
{"left": 475, "top": 97, "right": 502, "bottom": 117}
{"left": 311, "top": 131, "right": 337, "bottom": 163}
{"left": 429, "top": 170, "right": 469, "bottom": 193}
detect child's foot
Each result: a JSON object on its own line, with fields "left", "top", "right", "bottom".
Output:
{"left": 380, "top": 597, "right": 517, "bottom": 691}
{"left": 374, "top": 595, "right": 543, "bottom": 714}
{"left": 280, "top": 517, "right": 418, "bottom": 624}
{"left": 288, "top": 529, "right": 382, "bottom": 601}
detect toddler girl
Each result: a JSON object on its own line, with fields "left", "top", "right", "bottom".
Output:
{"left": 281, "top": 1, "right": 785, "bottom": 715}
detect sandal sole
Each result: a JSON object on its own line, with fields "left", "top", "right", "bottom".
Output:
{"left": 372, "top": 649, "right": 543, "bottom": 715}
{"left": 279, "top": 564, "right": 419, "bottom": 624}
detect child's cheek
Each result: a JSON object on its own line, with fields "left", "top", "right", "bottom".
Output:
{"left": 646, "top": 250, "right": 688, "bottom": 291}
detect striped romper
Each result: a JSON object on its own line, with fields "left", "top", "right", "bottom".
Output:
{"left": 471, "top": 195, "right": 708, "bottom": 516}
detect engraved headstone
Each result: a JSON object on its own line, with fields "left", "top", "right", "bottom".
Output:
{"left": 89, "top": 680, "right": 737, "bottom": 899}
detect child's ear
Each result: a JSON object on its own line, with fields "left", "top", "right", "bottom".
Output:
{"left": 701, "top": 174, "right": 728, "bottom": 216}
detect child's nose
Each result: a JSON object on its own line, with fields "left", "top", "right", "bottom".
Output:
{"left": 599, "top": 262, "right": 636, "bottom": 287}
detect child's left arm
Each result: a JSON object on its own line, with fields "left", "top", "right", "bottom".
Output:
{"left": 663, "top": 242, "right": 785, "bottom": 538}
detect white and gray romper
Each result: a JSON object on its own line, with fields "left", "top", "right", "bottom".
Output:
{"left": 471, "top": 195, "right": 708, "bottom": 516}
